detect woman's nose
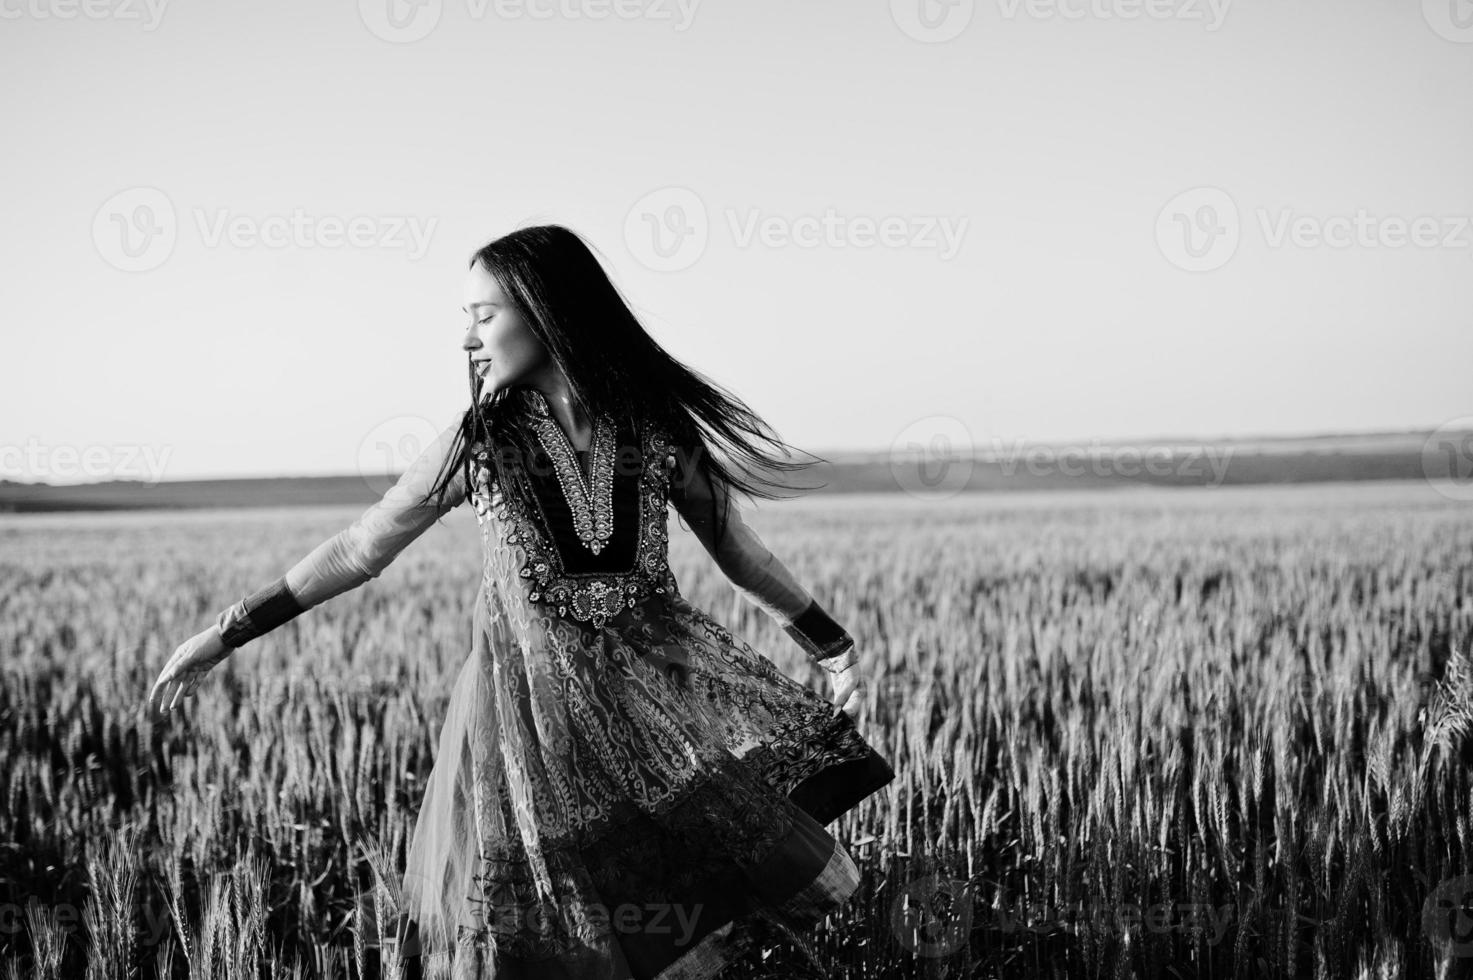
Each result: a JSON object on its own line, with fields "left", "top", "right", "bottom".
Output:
{"left": 462, "top": 324, "right": 481, "bottom": 351}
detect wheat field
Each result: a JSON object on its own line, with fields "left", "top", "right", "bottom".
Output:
{"left": 1, "top": 480, "right": 1471, "bottom": 979}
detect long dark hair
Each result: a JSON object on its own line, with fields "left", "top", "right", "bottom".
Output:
{"left": 422, "top": 223, "right": 827, "bottom": 550}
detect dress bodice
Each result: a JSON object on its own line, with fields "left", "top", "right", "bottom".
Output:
{"left": 468, "top": 385, "right": 681, "bottom": 630}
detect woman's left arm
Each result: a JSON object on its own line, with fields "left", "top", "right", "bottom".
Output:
{"left": 667, "top": 443, "right": 860, "bottom": 665}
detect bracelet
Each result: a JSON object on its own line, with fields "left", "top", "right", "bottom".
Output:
{"left": 215, "top": 576, "right": 307, "bottom": 649}
{"left": 783, "top": 598, "right": 856, "bottom": 663}
{"left": 817, "top": 648, "right": 858, "bottom": 674}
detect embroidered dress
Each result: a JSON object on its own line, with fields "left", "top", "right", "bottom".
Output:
{"left": 258, "top": 384, "right": 894, "bottom": 979}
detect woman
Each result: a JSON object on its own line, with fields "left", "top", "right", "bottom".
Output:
{"left": 147, "top": 224, "right": 895, "bottom": 979}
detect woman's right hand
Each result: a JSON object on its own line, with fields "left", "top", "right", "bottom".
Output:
{"left": 148, "top": 626, "right": 234, "bottom": 717}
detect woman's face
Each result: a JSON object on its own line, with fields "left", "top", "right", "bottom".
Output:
{"left": 461, "top": 260, "right": 549, "bottom": 399}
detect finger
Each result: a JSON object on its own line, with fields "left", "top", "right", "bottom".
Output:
{"left": 168, "top": 675, "right": 192, "bottom": 712}
{"left": 157, "top": 681, "right": 175, "bottom": 714}
{"left": 148, "top": 678, "right": 170, "bottom": 715}
{"left": 151, "top": 682, "right": 172, "bottom": 717}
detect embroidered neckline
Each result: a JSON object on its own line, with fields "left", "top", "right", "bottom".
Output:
{"left": 468, "top": 407, "right": 679, "bottom": 630}
{"left": 517, "top": 388, "right": 616, "bottom": 556}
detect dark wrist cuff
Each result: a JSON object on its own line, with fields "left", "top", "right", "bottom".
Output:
{"left": 784, "top": 598, "right": 855, "bottom": 662}
{"left": 216, "top": 576, "right": 307, "bottom": 649}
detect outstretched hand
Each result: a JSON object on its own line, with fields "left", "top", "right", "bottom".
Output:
{"left": 148, "top": 626, "right": 233, "bottom": 717}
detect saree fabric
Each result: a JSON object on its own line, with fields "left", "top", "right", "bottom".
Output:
{"left": 280, "top": 385, "right": 894, "bottom": 978}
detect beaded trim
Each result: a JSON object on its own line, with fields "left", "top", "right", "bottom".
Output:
{"left": 521, "top": 390, "right": 617, "bottom": 556}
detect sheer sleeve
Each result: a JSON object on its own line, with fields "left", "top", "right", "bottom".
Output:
{"left": 214, "top": 412, "right": 470, "bottom": 648}
{"left": 668, "top": 439, "right": 855, "bottom": 661}
{"left": 285, "top": 414, "right": 471, "bottom": 608}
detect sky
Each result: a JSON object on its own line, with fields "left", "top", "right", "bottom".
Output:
{"left": 2, "top": 0, "right": 1471, "bottom": 485}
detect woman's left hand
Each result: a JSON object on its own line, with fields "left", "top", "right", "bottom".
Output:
{"left": 148, "top": 626, "right": 233, "bottom": 717}
{"left": 822, "top": 648, "right": 864, "bottom": 720}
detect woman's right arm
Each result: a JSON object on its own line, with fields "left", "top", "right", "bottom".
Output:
{"left": 149, "top": 411, "right": 472, "bottom": 715}
{"left": 215, "top": 412, "right": 472, "bottom": 648}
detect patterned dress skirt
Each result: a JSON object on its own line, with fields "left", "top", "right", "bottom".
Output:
{"left": 392, "top": 569, "right": 895, "bottom": 980}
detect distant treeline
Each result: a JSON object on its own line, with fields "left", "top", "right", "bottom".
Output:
{"left": 2, "top": 433, "right": 1466, "bottom": 512}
